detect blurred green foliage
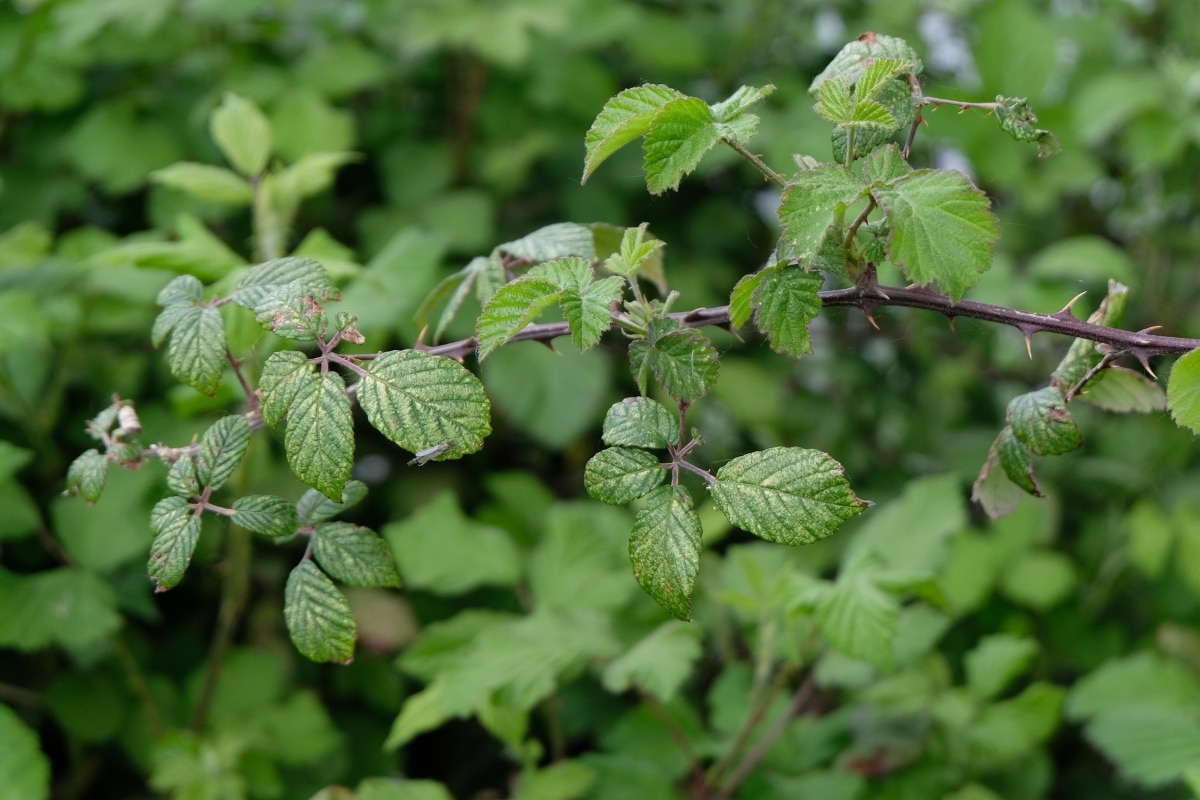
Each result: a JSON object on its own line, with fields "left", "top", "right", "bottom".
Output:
{"left": 3, "top": 0, "right": 1200, "bottom": 798}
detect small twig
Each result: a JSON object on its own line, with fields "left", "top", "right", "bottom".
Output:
{"left": 917, "top": 96, "right": 1001, "bottom": 113}
{"left": 721, "top": 137, "right": 788, "bottom": 189}
{"left": 678, "top": 460, "right": 717, "bottom": 486}
{"left": 1063, "top": 350, "right": 1120, "bottom": 403}
{"left": 226, "top": 349, "right": 259, "bottom": 415}
{"left": 704, "top": 666, "right": 791, "bottom": 790}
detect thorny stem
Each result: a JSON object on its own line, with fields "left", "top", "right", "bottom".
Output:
{"left": 722, "top": 137, "right": 787, "bottom": 189}
{"left": 678, "top": 459, "right": 717, "bottom": 486}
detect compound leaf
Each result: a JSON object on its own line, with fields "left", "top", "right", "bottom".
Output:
{"left": 629, "top": 486, "right": 702, "bottom": 621}
{"left": 1008, "top": 387, "right": 1081, "bottom": 455}
{"left": 584, "top": 447, "right": 666, "bottom": 506}
{"left": 284, "top": 560, "right": 356, "bottom": 664}
{"left": 232, "top": 495, "right": 300, "bottom": 538}
{"left": 312, "top": 521, "right": 400, "bottom": 587}
{"left": 643, "top": 97, "right": 720, "bottom": 195}
{"left": 148, "top": 496, "right": 201, "bottom": 592}
{"left": 358, "top": 350, "right": 491, "bottom": 460}
{"left": 752, "top": 264, "right": 823, "bottom": 357}
{"left": 583, "top": 84, "right": 683, "bottom": 183}
{"left": 601, "top": 397, "right": 679, "bottom": 449}
{"left": 259, "top": 350, "right": 312, "bottom": 427}
{"left": 286, "top": 371, "right": 353, "bottom": 501}
{"left": 712, "top": 447, "right": 869, "bottom": 545}
{"left": 874, "top": 168, "right": 998, "bottom": 300}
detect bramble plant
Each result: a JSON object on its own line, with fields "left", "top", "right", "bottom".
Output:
{"left": 46, "top": 28, "right": 1200, "bottom": 798}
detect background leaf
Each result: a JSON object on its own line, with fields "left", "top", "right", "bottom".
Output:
{"left": 210, "top": 93, "right": 272, "bottom": 177}
{"left": 0, "top": 704, "right": 50, "bottom": 800}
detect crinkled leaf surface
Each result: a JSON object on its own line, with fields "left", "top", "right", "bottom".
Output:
{"left": 296, "top": 480, "right": 368, "bottom": 526}
{"left": 475, "top": 277, "right": 560, "bottom": 360}
{"left": 752, "top": 264, "right": 823, "bottom": 357}
{"left": 777, "top": 165, "right": 863, "bottom": 264}
{"left": 583, "top": 84, "right": 683, "bottom": 183}
{"left": 230, "top": 257, "right": 337, "bottom": 310}
{"left": 148, "top": 496, "right": 201, "bottom": 591}
{"left": 601, "top": 397, "right": 679, "bottom": 449}
{"left": 1007, "top": 387, "right": 1080, "bottom": 455}
{"left": 312, "top": 522, "right": 400, "bottom": 587}
{"left": 163, "top": 304, "right": 226, "bottom": 395}
{"left": 712, "top": 447, "right": 868, "bottom": 544}
{"left": 66, "top": 449, "right": 108, "bottom": 504}
{"left": 629, "top": 486, "right": 702, "bottom": 621}
{"left": 285, "top": 560, "right": 356, "bottom": 664}
{"left": 584, "top": 447, "right": 666, "bottom": 506}
{"left": 285, "top": 371, "right": 354, "bottom": 500}
{"left": 232, "top": 495, "right": 299, "bottom": 538}
{"left": 628, "top": 324, "right": 719, "bottom": 403}
{"left": 259, "top": 350, "right": 312, "bottom": 427}
{"left": 642, "top": 97, "right": 719, "bottom": 195}
{"left": 195, "top": 415, "right": 250, "bottom": 492}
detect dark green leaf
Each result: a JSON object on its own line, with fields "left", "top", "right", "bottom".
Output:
{"left": 584, "top": 447, "right": 666, "bottom": 506}
{"left": 148, "top": 496, "right": 201, "bottom": 592}
{"left": 1051, "top": 280, "right": 1129, "bottom": 388}
{"left": 628, "top": 324, "right": 720, "bottom": 403}
{"left": 313, "top": 522, "right": 401, "bottom": 587}
{"left": 1007, "top": 387, "right": 1081, "bottom": 455}
{"left": 777, "top": 164, "right": 864, "bottom": 264}
{"left": 629, "top": 486, "right": 702, "bottom": 621}
{"left": 358, "top": 350, "right": 491, "bottom": 460}
{"left": 210, "top": 92, "right": 272, "bottom": 177}
{"left": 286, "top": 371, "right": 354, "bottom": 500}
{"left": 165, "top": 452, "right": 201, "bottom": 498}
{"left": 65, "top": 449, "right": 108, "bottom": 503}
{"left": 0, "top": 705, "right": 50, "bottom": 800}
{"left": 642, "top": 97, "right": 720, "bottom": 195}
{"left": 1168, "top": 348, "right": 1200, "bottom": 435}
{"left": 253, "top": 294, "right": 328, "bottom": 341}
{"left": 583, "top": 84, "right": 684, "bottom": 183}
{"left": 284, "top": 560, "right": 356, "bottom": 663}
{"left": 163, "top": 304, "right": 226, "bottom": 395}
{"left": 752, "top": 264, "right": 823, "bottom": 357}
{"left": 994, "top": 425, "right": 1041, "bottom": 495}
{"left": 296, "top": 480, "right": 369, "bottom": 526}
{"left": 259, "top": 350, "right": 313, "bottom": 427}
{"left": 712, "top": 447, "right": 869, "bottom": 544}
{"left": 232, "top": 495, "right": 300, "bottom": 538}
{"left": 601, "top": 397, "right": 679, "bottom": 449}
{"left": 475, "top": 277, "right": 560, "bottom": 360}
{"left": 874, "top": 169, "right": 999, "bottom": 300}
{"left": 994, "top": 96, "right": 1061, "bottom": 157}
{"left": 195, "top": 415, "right": 250, "bottom": 492}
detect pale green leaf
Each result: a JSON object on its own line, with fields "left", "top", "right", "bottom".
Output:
{"left": 296, "top": 480, "right": 369, "bottom": 526}
{"left": 1168, "top": 349, "right": 1200, "bottom": 434}
{"left": 358, "top": 350, "right": 491, "bottom": 459}
{"left": 383, "top": 492, "right": 520, "bottom": 594}
{"left": 357, "top": 778, "right": 455, "bottom": 800}
{"left": 65, "top": 449, "right": 108, "bottom": 504}
{"left": 0, "top": 704, "right": 50, "bottom": 800}
{"left": 475, "top": 277, "right": 560, "bottom": 360}
{"left": 1007, "top": 386, "right": 1080, "bottom": 455}
{"left": 399, "top": 610, "right": 523, "bottom": 682}
{"left": 259, "top": 350, "right": 312, "bottom": 427}
{"left": 1066, "top": 651, "right": 1200, "bottom": 721}
{"left": 814, "top": 78, "right": 853, "bottom": 125}
{"left": 230, "top": 257, "right": 337, "bottom": 310}
{"left": 855, "top": 57, "right": 918, "bottom": 102}
{"left": 414, "top": 258, "right": 477, "bottom": 343}
{"left": 156, "top": 273, "right": 204, "bottom": 306}
{"left": 562, "top": 275, "right": 624, "bottom": 352}
{"left": 163, "top": 304, "right": 226, "bottom": 395}
{"left": 0, "top": 568, "right": 121, "bottom": 651}
{"left": 712, "top": 447, "right": 869, "bottom": 545}
{"left": 583, "top": 84, "right": 684, "bottom": 183}
{"left": 527, "top": 504, "right": 636, "bottom": 613}
{"left": 273, "top": 151, "right": 359, "bottom": 199}
{"left": 285, "top": 370, "right": 353, "bottom": 500}
{"left": 601, "top": 397, "right": 679, "bottom": 449}
{"left": 497, "top": 222, "right": 597, "bottom": 263}
{"left": 285, "top": 560, "right": 356, "bottom": 663}
{"left": 1126, "top": 502, "right": 1173, "bottom": 579}
{"left": 148, "top": 496, "right": 201, "bottom": 592}
{"left": 777, "top": 164, "right": 864, "bottom": 264}
{"left": 849, "top": 99, "right": 897, "bottom": 129}
{"left": 642, "top": 97, "right": 720, "bottom": 195}
{"left": 752, "top": 264, "right": 823, "bottom": 357}
{"left": 862, "top": 143, "right": 912, "bottom": 184}
{"left": 312, "top": 522, "right": 400, "bottom": 587}
{"left": 601, "top": 621, "right": 702, "bottom": 701}
{"left": 628, "top": 324, "right": 720, "bottom": 403}
{"left": 729, "top": 270, "right": 767, "bottom": 329}
{"left": 385, "top": 681, "right": 460, "bottom": 751}
{"left": 231, "top": 495, "right": 299, "bottom": 538}
{"left": 1078, "top": 366, "right": 1165, "bottom": 413}
{"left": 815, "top": 567, "right": 899, "bottom": 669}
{"left": 710, "top": 84, "right": 776, "bottom": 122}
{"left": 1084, "top": 708, "right": 1200, "bottom": 788}
{"left": 210, "top": 93, "right": 272, "bottom": 177}
{"left": 513, "top": 761, "right": 596, "bottom": 800}
{"left": 965, "top": 634, "right": 1039, "bottom": 700}
{"left": 999, "top": 550, "right": 1077, "bottom": 610}
{"left": 972, "top": 440, "right": 1030, "bottom": 520}
{"left": 629, "top": 485, "right": 702, "bottom": 621}
{"left": 584, "top": 447, "right": 666, "bottom": 506}
{"left": 150, "top": 162, "right": 254, "bottom": 204}
{"left": 601, "top": 224, "right": 664, "bottom": 279}
{"left": 195, "top": 415, "right": 250, "bottom": 492}
{"left": 809, "top": 34, "right": 923, "bottom": 94}
{"left": 968, "top": 683, "right": 1063, "bottom": 766}
{"left": 874, "top": 168, "right": 999, "bottom": 300}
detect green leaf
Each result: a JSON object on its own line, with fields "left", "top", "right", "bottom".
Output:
{"left": 165, "top": 452, "right": 201, "bottom": 498}
{"left": 628, "top": 486, "right": 702, "bottom": 621}
{"left": 1007, "top": 387, "right": 1081, "bottom": 455}
{"left": 229, "top": 257, "right": 337, "bottom": 310}
{"left": 583, "top": 84, "right": 684, "bottom": 183}
{"left": 711, "top": 84, "right": 776, "bottom": 122}
{"left": 312, "top": 522, "right": 400, "bottom": 587}
{"left": 253, "top": 294, "right": 328, "bottom": 341}
{"left": 814, "top": 78, "right": 853, "bottom": 125}
{"left": 150, "top": 162, "right": 254, "bottom": 204}
{"left": 163, "top": 305, "right": 226, "bottom": 395}
{"left": 1051, "top": 280, "right": 1129, "bottom": 388}
{"left": 999, "top": 550, "right": 1076, "bottom": 610}
{"left": 0, "top": 704, "right": 50, "bottom": 800}
{"left": 284, "top": 560, "right": 356, "bottom": 663}
{"left": 729, "top": 270, "right": 767, "bottom": 329}
{"left": 1126, "top": 502, "right": 1174, "bottom": 579}
{"left": 752, "top": 264, "right": 823, "bottom": 357}
{"left": 849, "top": 99, "right": 896, "bottom": 129}
{"left": 296, "top": 480, "right": 369, "bottom": 526}
{"left": 1077, "top": 367, "right": 1165, "bottom": 413}
{"left": 1168, "top": 349, "right": 1200, "bottom": 434}
{"left": 855, "top": 57, "right": 918, "bottom": 102}
{"left": 383, "top": 492, "right": 521, "bottom": 595}
{"left": 475, "top": 277, "right": 560, "bottom": 360}
{"left": 873, "top": 168, "right": 999, "bottom": 300}
{"left": 358, "top": 350, "right": 491, "bottom": 460}
{"left": 968, "top": 683, "right": 1063, "bottom": 766}
{"left": 584, "top": 447, "right": 667, "bottom": 506}
{"left": 777, "top": 164, "right": 864, "bottom": 264}
{"left": 357, "top": 778, "right": 455, "bottom": 800}
{"left": 628, "top": 324, "right": 720, "bottom": 403}
{"left": 712, "top": 447, "right": 869, "bottom": 545}
{"left": 994, "top": 425, "right": 1041, "bottom": 496}
{"left": 497, "top": 222, "right": 597, "bottom": 263}
{"left": 562, "top": 275, "right": 623, "bottom": 352}
{"left": 195, "top": 415, "right": 250, "bottom": 492}
{"left": 527, "top": 504, "right": 636, "bottom": 613}
{"left": 861, "top": 143, "right": 912, "bottom": 184}
{"left": 642, "top": 97, "right": 720, "bottom": 195}
{"left": 148, "top": 496, "right": 202, "bottom": 592}
{"left": 1084, "top": 708, "right": 1200, "bottom": 788}
{"left": 809, "top": 33, "right": 923, "bottom": 94}
{"left": 994, "top": 96, "right": 1061, "bottom": 157}
{"left": 259, "top": 350, "right": 312, "bottom": 427}
{"left": 273, "top": 151, "right": 359, "bottom": 199}
{"left": 600, "top": 224, "right": 664, "bottom": 280}
{"left": 601, "top": 621, "right": 703, "bottom": 701}
{"left": 156, "top": 274, "right": 205, "bottom": 306}
{"left": 1066, "top": 651, "right": 1200, "bottom": 721}
{"left": 965, "top": 634, "right": 1039, "bottom": 700}
{"left": 601, "top": 397, "right": 679, "bottom": 449}
{"left": 65, "top": 449, "right": 108, "bottom": 503}
{"left": 513, "top": 761, "right": 596, "bottom": 800}
{"left": 815, "top": 566, "right": 900, "bottom": 669}
{"left": 286, "top": 371, "right": 354, "bottom": 500}
{"left": 0, "top": 568, "right": 121, "bottom": 652}
{"left": 210, "top": 93, "right": 272, "bottom": 177}
{"left": 231, "top": 495, "right": 300, "bottom": 538}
